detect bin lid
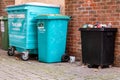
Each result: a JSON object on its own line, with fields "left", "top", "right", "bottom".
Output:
{"left": 79, "top": 28, "right": 117, "bottom": 32}
{"left": 36, "top": 14, "right": 70, "bottom": 20}
{"left": 6, "top": 2, "right": 60, "bottom": 8}
{"left": 0, "top": 16, "right": 8, "bottom": 20}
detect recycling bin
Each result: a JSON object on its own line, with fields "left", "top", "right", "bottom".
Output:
{"left": 79, "top": 28, "right": 117, "bottom": 68}
{"left": 36, "top": 14, "right": 70, "bottom": 63}
{"left": 0, "top": 16, "right": 9, "bottom": 50}
{"left": 5, "top": 2, "right": 60, "bottom": 61}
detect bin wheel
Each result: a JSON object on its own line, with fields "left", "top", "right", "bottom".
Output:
{"left": 98, "top": 66, "right": 102, "bottom": 69}
{"left": 88, "top": 64, "right": 93, "bottom": 68}
{"left": 21, "top": 53, "right": 29, "bottom": 61}
{"left": 61, "top": 54, "right": 70, "bottom": 62}
{"left": 7, "top": 47, "right": 15, "bottom": 56}
{"left": 109, "top": 65, "right": 112, "bottom": 68}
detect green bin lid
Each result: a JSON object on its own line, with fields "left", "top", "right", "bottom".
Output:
{"left": 36, "top": 14, "right": 70, "bottom": 20}
{"left": 0, "top": 16, "right": 8, "bottom": 20}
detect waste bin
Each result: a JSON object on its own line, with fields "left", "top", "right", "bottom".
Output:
{"left": 36, "top": 14, "right": 70, "bottom": 63}
{"left": 0, "top": 16, "right": 9, "bottom": 50}
{"left": 79, "top": 28, "right": 117, "bottom": 68}
{"left": 5, "top": 2, "right": 60, "bottom": 61}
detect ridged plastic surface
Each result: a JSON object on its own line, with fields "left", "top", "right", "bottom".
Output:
{"left": 79, "top": 28, "right": 117, "bottom": 66}
{"left": 6, "top": 4, "right": 60, "bottom": 53}
{"left": 37, "top": 17, "right": 70, "bottom": 63}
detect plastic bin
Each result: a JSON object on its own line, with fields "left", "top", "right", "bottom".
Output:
{"left": 5, "top": 2, "right": 60, "bottom": 61}
{"left": 0, "top": 16, "right": 9, "bottom": 50}
{"left": 79, "top": 28, "right": 117, "bottom": 68}
{"left": 36, "top": 14, "right": 70, "bottom": 63}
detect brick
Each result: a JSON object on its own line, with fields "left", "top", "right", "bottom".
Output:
{"left": 116, "top": 1, "right": 120, "bottom": 4}
{"left": 65, "top": 0, "right": 120, "bottom": 66}
{"left": 78, "top": 7, "right": 85, "bottom": 11}
{"left": 93, "top": 0, "right": 101, "bottom": 2}
{"left": 90, "top": 3, "right": 96, "bottom": 7}
{"left": 89, "top": 10, "right": 96, "bottom": 14}
{"left": 86, "top": 7, "right": 92, "bottom": 10}
{"left": 107, "top": 2, "right": 115, "bottom": 5}
{"left": 78, "top": 1, "right": 84, "bottom": 4}
{"left": 0, "top": 0, "right": 15, "bottom": 16}
{"left": 116, "top": 9, "right": 120, "bottom": 13}
{"left": 89, "top": 18, "right": 96, "bottom": 21}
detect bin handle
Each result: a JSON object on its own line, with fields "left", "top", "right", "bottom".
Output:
{"left": 30, "top": 12, "right": 37, "bottom": 15}
{"left": 37, "top": 22, "right": 44, "bottom": 28}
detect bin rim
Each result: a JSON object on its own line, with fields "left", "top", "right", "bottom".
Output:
{"left": 6, "top": 2, "right": 60, "bottom": 8}
{"left": 36, "top": 14, "right": 70, "bottom": 20}
{"left": 0, "top": 16, "right": 8, "bottom": 20}
{"left": 79, "top": 28, "right": 117, "bottom": 32}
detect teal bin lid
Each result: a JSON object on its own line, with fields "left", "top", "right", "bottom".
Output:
{"left": 36, "top": 14, "right": 70, "bottom": 20}
{"left": 6, "top": 2, "right": 60, "bottom": 8}
{"left": 5, "top": 2, "right": 60, "bottom": 11}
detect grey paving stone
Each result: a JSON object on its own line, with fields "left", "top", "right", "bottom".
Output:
{"left": 0, "top": 49, "right": 120, "bottom": 80}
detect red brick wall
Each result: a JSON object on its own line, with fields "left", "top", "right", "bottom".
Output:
{"left": 65, "top": 0, "right": 120, "bottom": 66}
{"left": 0, "top": 0, "right": 15, "bottom": 16}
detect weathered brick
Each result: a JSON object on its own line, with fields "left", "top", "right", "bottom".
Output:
{"left": 93, "top": 0, "right": 101, "bottom": 2}
{"left": 116, "top": 9, "right": 120, "bottom": 13}
{"left": 0, "top": 0, "right": 15, "bottom": 16}
{"left": 65, "top": 0, "right": 120, "bottom": 66}
{"left": 116, "top": 1, "right": 120, "bottom": 4}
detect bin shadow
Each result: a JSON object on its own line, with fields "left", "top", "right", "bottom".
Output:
{"left": 14, "top": 53, "right": 38, "bottom": 61}
{"left": 88, "top": 65, "right": 110, "bottom": 69}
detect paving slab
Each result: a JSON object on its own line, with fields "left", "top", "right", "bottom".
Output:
{"left": 0, "top": 49, "right": 120, "bottom": 80}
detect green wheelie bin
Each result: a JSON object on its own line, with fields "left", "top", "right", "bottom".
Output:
{"left": 0, "top": 16, "right": 9, "bottom": 50}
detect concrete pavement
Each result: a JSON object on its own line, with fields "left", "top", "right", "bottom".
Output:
{"left": 0, "top": 49, "right": 120, "bottom": 80}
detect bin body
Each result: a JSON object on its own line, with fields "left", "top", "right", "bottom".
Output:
{"left": 0, "top": 17, "right": 9, "bottom": 50}
{"left": 36, "top": 15, "right": 70, "bottom": 63}
{"left": 5, "top": 3, "right": 60, "bottom": 53}
{"left": 79, "top": 28, "right": 117, "bottom": 66}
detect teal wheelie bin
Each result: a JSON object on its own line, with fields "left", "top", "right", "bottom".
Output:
{"left": 36, "top": 14, "right": 70, "bottom": 63}
{"left": 5, "top": 3, "right": 60, "bottom": 61}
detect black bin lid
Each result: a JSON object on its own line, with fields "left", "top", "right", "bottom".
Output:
{"left": 79, "top": 28, "right": 117, "bottom": 32}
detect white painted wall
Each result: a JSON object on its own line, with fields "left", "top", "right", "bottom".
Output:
{"left": 15, "top": 0, "right": 65, "bottom": 14}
